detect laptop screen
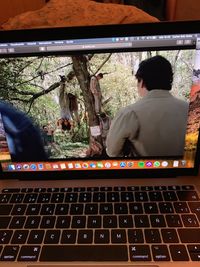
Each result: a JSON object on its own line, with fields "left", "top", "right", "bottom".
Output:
{"left": 0, "top": 21, "right": 200, "bottom": 178}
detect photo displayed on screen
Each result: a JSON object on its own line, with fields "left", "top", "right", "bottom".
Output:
{"left": 0, "top": 49, "right": 199, "bottom": 162}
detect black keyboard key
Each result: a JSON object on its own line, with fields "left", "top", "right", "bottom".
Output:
{"left": 65, "top": 193, "right": 78, "bottom": 203}
{"left": 0, "top": 230, "right": 13, "bottom": 244}
{"left": 150, "top": 215, "right": 166, "bottom": 227}
{"left": 37, "top": 193, "right": 51, "bottom": 203}
{"left": 129, "top": 203, "right": 143, "bottom": 214}
{"left": 51, "top": 193, "right": 64, "bottom": 203}
{"left": 182, "top": 185, "right": 194, "bottom": 190}
{"left": 74, "top": 187, "right": 85, "bottom": 192}
{"left": 34, "top": 188, "right": 46, "bottom": 193}
{"left": 100, "top": 203, "right": 113, "bottom": 214}
{"left": 178, "top": 229, "right": 200, "bottom": 243}
{"left": 168, "top": 185, "right": 180, "bottom": 190}
{"left": 114, "top": 203, "right": 128, "bottom": 214}
{"left": 18, "top": 245, "right": 40, "bottom": 261}
{"left": 78, "top": 230, "right": 93, "bottom": 244}
{"left": 25, "top": 216, "right": 41, "bottom": 229}
{"left": 61, "top": 230, "right": 77, "bottom": 244}
{"left": 103, "top": 216, "right": 117, "bottom": 228}
{"left": 9, "top": 216, "right": 26, "bottom": 229}
{"left": 24, "top": 194, "right": 38, "bottom": 203}
{"left": 70, "top": 204, "right": 84, "bottom": 215}
{"left": 187, "top": 245, "right": 200, "bottom": 261}
{"left": 56, "top": 216, "right": 71, "bottom": 228}
{"left": 134, "top": 215, "right": 150, "bottom": 227}
{"left": 174, "top": 202, "right": 189, "bottom": 213}
{"left": 93, "top": 192, "right": 105, "bottom": 202}
{"left": 128, "top": 229, "right": 144, "bottom": 243}
{"left": 154, "top": 186, "right": 167, "bottom": 191}
{"left": 0, "top": 216, "right": 11, "bottom": 229}
{"left": 121, "top": 192, "right": 134, "bottom": 202}
{"left": 40, "top": 204, "right": 55, "bottom": 215}
{"left": 11, "top": 230, "right": 28, "bottom": 244}
{"left": 169, "top": 245, "right": 189, "bottom": 261}
{"left": 163, "top": 191, "right": 177, "bottom": 201}
{"left": 27, "top": 230, "right": 44, "bottom": 244}
{"left": 2, "top": 188, "right": 20, "bottom": 193}
{"left": 0, "top": 204, "right": 12, "bottom": 215}
{"left": 0, "top": 245, "right": 19, "bottom": 261}
{"left": 144, "top": 229, "right": 161, "bottom": 243}
{"left": 79, "top": 193, "right": 92, "bottom": 203}
{"left": 21, "top": 188, "right": 33, "bottom": 193}
{"left": 94, "top": 230, "right": 109, "bottom": 244}
{"left": 40, "top": 245, "right": 128, "bottom": 261}
{"left": 40, "top": 216, "right": 56, "bottom": 228}
{"left": 60, "top": 187, "right": 72, "bottom": 193}
{"left": 87, "top": 187, "right": 99, "bottom": 192}
{"left": 87, "top": 216, "right": 101, "bottom": 228}
{"left": 0, "top": 194, "right": 11, "bottom": 203}
{"left": 26, "top": 204, "right": 41, "bottom": 215}
{"left": 114, "top": 186, "right": 126, "bottom": 191}
{"left": 129, "top": 245, "right": 151, "bottom": 261}
{"left": 107, "top": 192, "right": 120, "bottom": 202}
{"left": 127, "top": 186, "right": 139, "bottom": 191}
{"left": 177, "top": 191, "right": 199, "bottom": 201}
{"left": 141, "top": 186, "right": 153, "bottom": 191}
{"left": 100, "top": 187, "right": 112, "bottom": 192}
{"left": 71, "top": 216, "right": 86, "bottom": 228}
{"left": 144, "top": 203, "right": 158, "bottom": 214}
{"left": 182, "top": 214, "right": 199, "bottom": 227}
{"left": 188, "top": 202, "right": 200, "bottom": 220}
{"left": 166, "top": 215, "right": 183, "bottom": 227}
{"left": 152, "top": 245, "right": 170, "bottom": 261}
{"left": 47, "top": 188, "right": 59, "bottom": 193}
{"left": 159, "top": 202, "right": 174, "bottom": 213}
{"left": 11, "top": 204, "right": 26, "bottom": 215}
{"left": 10, "top": 194, "right": 24, "bottom": 203}
{"left": 135, "top": 192, "right": 148, "bottom": 202}
{"left": 119, "top": 215, "right": 133, "bottom": 228}
{"left": 161, "top": 229, "right": 179, "bottom": 243}
{"left": 44, "top": 230, "right": 60, "bottom": 244}
{"left": 85, "top": 203, "right": 98, "bottom": 214}
{"left": 111, "top": 229, "right": 126, "bottom": 243}
{"left": 149, "top": 191, "right": 163, "bottom": 201}
{"left": 55, "top": 204, "right": 69, "bottom": 215}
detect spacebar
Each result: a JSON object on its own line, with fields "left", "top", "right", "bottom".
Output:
{"left": 40, "top": 245, "right": 128, "bottom": 261}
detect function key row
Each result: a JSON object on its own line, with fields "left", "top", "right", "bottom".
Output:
{"left": 1, "top": 185, "right": 195, "bottom": 194}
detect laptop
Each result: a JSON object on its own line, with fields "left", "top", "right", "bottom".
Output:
{"left": 0, "top": 20, "right": 200, "bottom": 266}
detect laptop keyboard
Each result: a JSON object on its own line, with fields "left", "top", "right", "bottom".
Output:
{"left": 0, "top": 185, "right": 200, "bottom": 262}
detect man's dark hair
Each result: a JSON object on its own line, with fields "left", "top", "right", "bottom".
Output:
{"left": 97, "top": 73, "right": 103, "bottom": 79}
{"left": 61, "top": 120, "right": 71, "bottom": 131}
{"left": 135, "top": 55, "right": 173, "bottom": 91}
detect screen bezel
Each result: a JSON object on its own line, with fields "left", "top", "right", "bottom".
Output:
{"left": 0, "top": 20, "right": 200, "bottom": 180}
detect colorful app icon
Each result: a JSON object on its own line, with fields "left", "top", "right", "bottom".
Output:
{"left": 30, "top": 164, "right": 37, "bottom": 170}
{"left": 154, "top": 161, "right": 160, "bottom": 167}
{"left": 173, "top": 161, "right": 179, "bottom": 167}
{"left": 8, "top": 164, "right": 15, "bottom": 171}
{"left": 127, "top": 162, "right": 134, "bottom": 167}
{"left": 60, "top": 163, "right": 66, "bottom": 169}
{"left": 145, "top": 161, "right": 152, "bottom": 167}
{"left": 161, "top": 161, "right": 168, "bottom": 167}
{"left": 120, "top": 162, "right": 126, "bottom": 168}
{"left": 138, "top": 161, "right": 145, "bottom": 168}
{"left": 16, "top": 164, "right": 22, "bottom": 170}
{"left": 53, "top": 164, "right": 59, "bottom": 169}
{"left": 38, "top": 163, "right": 44, "bottom": 170}
{"left": 105, "top": 162, "right": 111, "bottom": 168}
{"left": 82, "top": 163, "right": 89, "bottom": 168}
{"left": 113, "top": 162, "right": 118, "bottom": 167}
{"left": 68, "top": 163, "right": 74, "bottom": 169}
{"left": 97, "top": 162, "right": 103, "bottom": 168}
{"left": 45, "top": 164, "right": 51, "bottom": 170}
{"left": 75, "top": 163, "right": 81, "bottom": 169}
{"left": 23, "top": 164, "right": 29, "bottom": 170}
{"left": 90, "top": 163, "right": 96, "bottom": 168}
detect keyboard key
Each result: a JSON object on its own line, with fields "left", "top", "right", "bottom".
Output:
{"left": 71, "top": 216, "right": 86, "bottom": 228}
{"left": 119, "top": 215, "right": 133, "bottom": 228}
{"left": 134, "top": 215, "right": 150, "bottom": 227}
{"left": 10, "top": 194, "right": 24, "bottom": 203}
{"left": 40, "top": 245, "right": 128, "bottom": 261}
{"left": 161, "top": 229, "right": 179, "bottom": 243}
{"left": 9, "top": 216, "right": 26, "bottom": 229}
{"left": 144, "top": 229, "right": 161, "bottom": 243}
{"left": 135, "top": 192, "right": 148, "bottom": 202}
{"left": 187, "top": 245, "right": 200, "bottom": 261}
{"left": 2, "top": 189, "right": 20, "bottom": 193}
{"left": 51, "top": 193, "right": 64, "bottom": 203}
{"left": 26, "top": 204, "right": 41, "bottom": 215}
{"left": 159, "top": 202, "right": 174, "bottom": 213}
{"left": 70, "top": 204, "right": 84, "bottom": 215}
{"left": 100, "top": 187, "right": 112, "bottom": 192}
{"left": 24, "top": 194, "right": 38, "bottom": 203}
{"left": 94, "top": 230, "right": 109, "bottom": 243}
{"left": 152, "top": 245, "right": 170, "bottom": 261}
{"left": 40, "top": 204, "right": 55, "bottom": 215}
{"left": 78, "top": 230, "right": 93, "bottom": 244}
{"left": 11, "top": 204, "right": 26, "bottom": 215}
{"left": 177, "top": 191, "right": 199, "bottom": 201}
{"left": 40, "top": 216, "right": 56, "bottom": 228}
{"left": 169, "top": 245, "right": 189, "bottom": 261}
{"left": 188, "top": 202, "right": 200, "bottom": 220}
{"left": 55, "top": 204, "right": 69, "bottom": 215}
{"left": 129, "top": 203, "right": 143, "bottom": 214}
{"left": 61, "top": 230, "right": 77, "bottom": 244}
{"left": 129, "top": 245, "right": 151, "bottom": 261}
{"left": 114, "top": 203, "right": 128, "bottom": 214}
{"left": 100, "top": 203, "right": 113, "bottom": 214}
{"left": 141, "top": 186, "right": 153, "bottom": 191}
{"left": 87, "top": 216, "right": 101, "bottom": 228}
{"left": 168, "top": 185, "right": 180, "bottom": 190}
{"left": 107, "top": 192, "right": 120, "bottom": 202}
{"left": 65, "top": 193, "right": 78, "bottom": 203}
{"left": 18, "top": 246, "right": 40, "bottom": 261}
{"left": 93, "top": 192, "right": 105, "bottom": 202}
{"left": 163, "top": 191, "right": 177, "bottom": 201}
{"left": 11, "top": 230, "right": 28, "bottom": 244}
{"left": 149, "top": 191, "right": 163, "bottom": 201}
{"left": 174, "top": 202, "right": 189, "bottom": 213}
{"left": 181, "top": 214, "right": 199, "bottom": 227}
{"left": 56, "top": 216, "right": 71, "bottom": 228}
{"left": 103, "top": 216, "right": 117, "bottom": 228}
{"left": 0, "top": 204, "right": 13, "bottom": 215}
{"left": 128, "top": 229, "right": 144, "bottom": 243}
{"left": 111, "top": 229, "right": 126, "bottom": 243}
{"left": 0, "top": 230, "right": 13, "bottom": 244}
{"left": 150, "top": 215, "right": 166, "bottom": 227}
{"left": 182, "top": 185, "right": 194, "bottom": 190}
{"left": 25, "top": 216, "right": 41, "bottom": 229}
{"left": 27, "top": 230, "right": 44, "bottom": 244}
{"left": 127, "top": 186, "right": 139, "bottom": 191}
{"left": 85, "top": 203, "right": 98, "bottom": 214}
{"left": 37, "top": 193, "right": 51, "bottom": 203}
{"left": 44, "top": 230, "right": 60, "bottom": 244}
{"left": 178, "top": 229, "right": 200, "bottom": 243}
{"left": 79, "top": 193, "right": 91, "bottom": 203}
{"left": 0, "top": 194, "right": 11, "bottom": 203}
{"left": 0, "top": 245, "right": 19, "bottom": 261}
{"left": 0, "top": 216, "right": 11, "bottom": 229}
{"left": 144, "top": 203, "right": 158, "bottom": 214}
{"left": 154, "top": 186, "right": 166, "bottom": 191}
{"left": 166, "top": 215, "right": 183, "bottom": 227}
{"left": 121, "top": 192, "right": 134, "bottom": 202}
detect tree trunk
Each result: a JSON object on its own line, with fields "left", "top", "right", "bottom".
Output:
{"left": 71, "top": 56, "right": 103, "bottom": 155}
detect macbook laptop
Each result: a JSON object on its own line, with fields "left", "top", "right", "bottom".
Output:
{"left": 0, "top": 20, "right": 200, "bottom": 266}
